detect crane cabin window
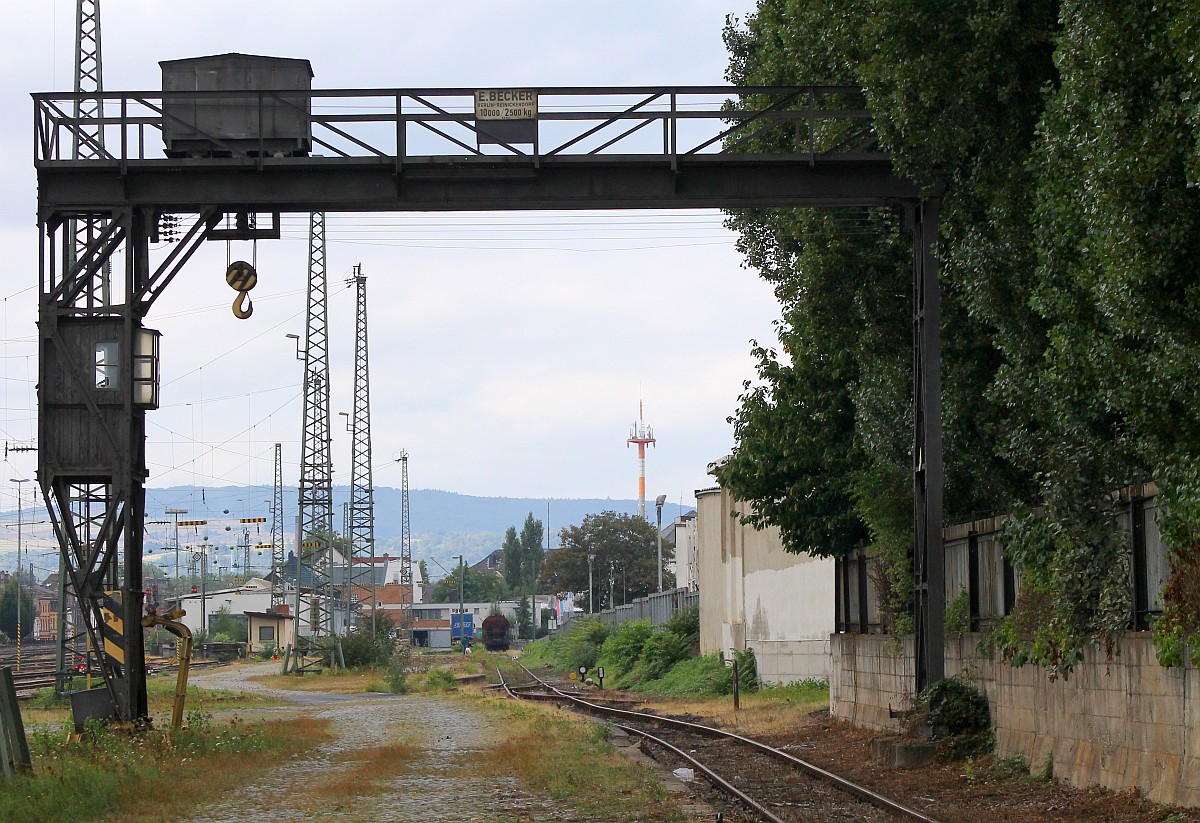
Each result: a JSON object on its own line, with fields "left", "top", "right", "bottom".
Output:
{"left": 95, "top": 341, "right": 119, "bottom": 389}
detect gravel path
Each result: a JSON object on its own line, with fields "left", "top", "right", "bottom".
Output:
{"left": 179, "top": 663, "right": 581, "bottom": 823}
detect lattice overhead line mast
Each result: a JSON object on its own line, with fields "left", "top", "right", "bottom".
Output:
{"left": 399, "top": 450, "right": 412, "bottom": 633}
{"left": 347, "top": 266, "right": 377, "bottom": 633}
{"left": 296, "top": 212, "right": 334, "bottom": 639}
{"left": 54, "top": 0, "right": 110, "bottom": 697}
{"left": 270, "top": 443, "right": 286, "bottom": 610}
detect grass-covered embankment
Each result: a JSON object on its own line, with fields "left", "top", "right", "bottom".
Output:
{"left": 520, "top": 607, "right": 829, "bottom": 713}
{"left": 1, "top": 713, "right": 330, "bottom": 823}
{"left": 522, "top": 607, "right": 755, "bottom": 696}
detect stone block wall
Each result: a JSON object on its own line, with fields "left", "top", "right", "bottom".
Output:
{"left": 830, "top": 634, "right": 915, "bottom": 730}
{"left": 831, "top": 631, "right": 1200, "bottom": 807}
{"left": 749, "top": 638, "right": 831, "bottom": 684}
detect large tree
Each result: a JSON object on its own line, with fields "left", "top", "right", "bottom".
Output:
{"left": 719, "top": 0, "right": 1200, "bottom": 672}
{"left": 503, "top": 513, "right": 546, "bottom": 595}
{"left": 501, "top": 526, "right": 522, "bottom": 590}
{"left": 0, "top": 578, "right": 34, "bottom": 641}
{"left": 428, "top": 565, "right": 509, "bottom": 604}
{"left": 518, "top": 513, "right": 545, "bottom": 590}
{"left": 539, "top": 511, "right": 674, "bottom": 611}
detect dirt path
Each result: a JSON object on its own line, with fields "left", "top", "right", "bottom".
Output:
{"left": 180, "top": 663, "right": 581, "bottom": 823}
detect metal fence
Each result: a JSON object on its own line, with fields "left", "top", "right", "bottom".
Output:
{"left": 564, "top": 587, "right": 698, "bottom": 630}
{"left": 834, "top": 483, "right": 1168, "bottom": 634}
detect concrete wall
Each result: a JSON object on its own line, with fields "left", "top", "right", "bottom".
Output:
{"left": 697, "top": 484, "right": 834, "bottom": 683}
{"left": 831, "top": 631, "right": 1200, "bottom": 807}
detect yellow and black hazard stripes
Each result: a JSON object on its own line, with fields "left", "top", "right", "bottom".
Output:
{"left": 99, "top": 590, "right": 126, "bottom": 669}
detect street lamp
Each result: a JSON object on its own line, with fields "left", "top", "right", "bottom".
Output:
{"left": 285, "top": 333, "right": 304, "bottom": 361}
{"left": 655, "top": 494, "right": 667, "bottom": 593}
{"left": 10, "top": 478, "right": 28, "bottom": 670}
{"left": 587, "top": 552, "right": 596, "bottom": 614}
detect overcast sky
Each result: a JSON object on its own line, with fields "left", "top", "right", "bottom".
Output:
{"left": 0, "top": 1, "right": 780, "bottom": 541}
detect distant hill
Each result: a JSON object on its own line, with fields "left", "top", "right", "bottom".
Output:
{"left": 136, "top": 486, "right": 690, "bottom": 572}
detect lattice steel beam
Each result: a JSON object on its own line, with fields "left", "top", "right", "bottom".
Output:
{"left": 347, "top": 267, "right": 376, "bottom": 633}
{"left": 399, "top": 450, "right": 412, "bottom": 632}
{"left": 296, "top": 212, "right": 334, "bottom": 639}
{"left": 270, "top": 443, "right": 286, "bottom": 610}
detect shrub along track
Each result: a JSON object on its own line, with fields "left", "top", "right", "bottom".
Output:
{"left": 499, "top": 665, "right": 941, "bottom": 823}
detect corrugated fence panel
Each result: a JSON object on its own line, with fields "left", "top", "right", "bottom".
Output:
{"left": 584, "top": 588, "right": 698, "bottom": 629}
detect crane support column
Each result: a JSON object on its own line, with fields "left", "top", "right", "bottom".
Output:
{"left": 911, "top": 198, "right": 944, "bottom": 694}
{"left": 39, "top": 205, "right": 156, "bottom": 723}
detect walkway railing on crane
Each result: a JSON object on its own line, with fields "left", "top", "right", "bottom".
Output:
{"left": 33, "top": 86, "right": 878, "bottom": 167}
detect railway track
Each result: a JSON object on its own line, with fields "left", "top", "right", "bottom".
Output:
{"left": 0, "top": 645, "right": 224, "bottom": 698}
{"left": 500, "top": 664, "right": 940, "bottom": 823}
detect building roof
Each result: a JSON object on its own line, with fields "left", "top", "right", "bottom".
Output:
{"left": 470, "top": 548, "right": 505, "bottom": 578}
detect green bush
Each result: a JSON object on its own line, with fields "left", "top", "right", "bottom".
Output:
{"left": 600, "top": 620, "right": 653, "bottom": 678}
{"left": 637, "top": 629, "right": 690, "bottom": 681}
{"left": 529, "top": 618, "right": 611, "bottom": 673}
{"left": 912, "top": 675, "right": 993, "bottom": 760}
{"left": 733, "top": 646, "right": 758, "bottom": 694}
{"left": 340, "top": 631, "right": 391, "bottom": 669}
{"left": 423, "top": 668, "right": 457, "bottom": 691}
{"left": 662, "top": 606, "right": 699, "bottom": 652}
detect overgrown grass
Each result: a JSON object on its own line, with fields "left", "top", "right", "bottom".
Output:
{"left": 629, "top": 653, "right": 733, "bottom": 697}
{"left": 23, "top": 675, "right": 284, "bottom": 725}
{"left": 252, "top": 665, "right": 395, "bottom": 694}
{"left": 1, "top": 714, "right": 329, "bottom": 823}
{"left": 755, "top": 677, "right": 830, "bottom": 710}
{"left": 474, "top": 695, "right": 684, "bottom": 821}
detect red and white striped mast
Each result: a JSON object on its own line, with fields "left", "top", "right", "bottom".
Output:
{"left": 627, "top": 401, "right": 656, "bottom": 519}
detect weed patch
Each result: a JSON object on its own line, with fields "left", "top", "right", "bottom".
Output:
{"left": 3, "top": 716, "right": 328, "bottom": 823}
{"left": 307, "top": 740, "right": 420, "bottom": 801}
{"left": 476, "top": 698, "right": 682, "bottom": 821}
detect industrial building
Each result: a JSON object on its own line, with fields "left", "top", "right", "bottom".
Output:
{"left": 695, "top": 460, "right": 834, "bottom": 684}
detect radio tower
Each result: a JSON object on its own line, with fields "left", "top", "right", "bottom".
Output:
{"left": 346, "top": 266, "right": 377, "bottom": 634}
{"left": 627, "top": 402, "right": 656, "bottom": 519}
{"left": 296, "top": 213, "right": 334, "bottom": 639}
{"left": 398, "top": 450, "right": 412, "bottom": 633}
{"left": 56, "top": 0, "right": 107, "bottom": 695}
{"left": 270, "top": 443, "right": 286, "bottom": 610}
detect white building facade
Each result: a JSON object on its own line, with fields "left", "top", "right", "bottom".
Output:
{"left": 696, "top": 472, "right": 835, "bottom": 684}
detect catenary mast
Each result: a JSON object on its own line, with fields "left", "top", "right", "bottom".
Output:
{"left": 270, "top": 443, "right": 286, "bottom": 610}
{"left": 347, "top": 267, "right": 377, "bottom": 633}
{"left": 399, "top": 450, "right": 412, "bottom": 634}
{"left": 296, "top": 213, "right": 334, "bottom": 639}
